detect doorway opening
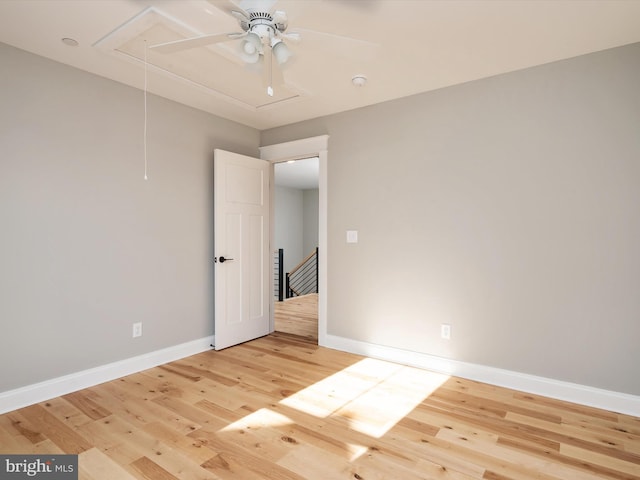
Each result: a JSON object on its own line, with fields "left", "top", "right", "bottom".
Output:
{"left": 260, "top": 135, "right": 328, "bottom": 347}
{"left": 273, "top": 157, "right": 319, "bottom": 343}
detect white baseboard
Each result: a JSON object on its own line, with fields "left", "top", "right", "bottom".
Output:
{"left": 322, "top": 334, "right": 640, "bottom": 417}
{"left": 3, "top": 334, "right": 636, "bottom": 418}
{"left": 0, "top": 336, "right": 215, "bottom": 415}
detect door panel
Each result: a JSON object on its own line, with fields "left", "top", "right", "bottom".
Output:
{"left": 249, "top": 214, "right": 265, "bottom": 319}
{"left": 214, "top": 149, "right": 270, "bottom": 350}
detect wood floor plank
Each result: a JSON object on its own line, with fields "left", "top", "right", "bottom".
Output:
{"left": 505, "top": 410, "right": 639, "bottom": 454}
{"left": 160, "top": 361, "right": 240, "bottom": 388}
{"left": 130, "top": 456, "right": 179, "bottom": 480}
{"left": 80, "top": 413, "right": 218, "bottom": 480}
{"left": 1, "top": 333, "right": 638, "bottom": 480}
{"left": 196, "top": 427, "right": 306, "bottom": 480}
{"left": 63, "top": 390, "right": 112, "bottom": 421}
{"left": 151, "top": 395, "right": 228, "bottom": 431}
{"left": 0, "top": 419, "right": 47, "bottom": 453}
{"left": 141, "top": 422, "right": 216, "bottom": 465}
{"left": 39, "top": 396, "right": 96, "bottom": 431}
{"left": 76, "top": 415, "right": 151, "bottom": 466}
{"left": 277, "top": 443, "right": 374, "bottom": 480}
{"left": 18, "top": 403, "right": 92, "bottom": 454}
{"left": 423, "top": 389, "right": 640, "bottom": 480}
{"left": 439, "top": 384, "right": 564, "bottom": 424}
{"left": 20, "top": 439, "right": 66, "bottom": 455}
{"left": 0, "top": 411, "right": 48, "bottom": 445}
{"left": 274, "top": 294, "right": 318, "bottom": 342}
{"left": 78, "top": 448, "right": 139, "bottom": 480}
{"left": 89, "top": 381, "right": 200, "bottom": 434}
{"left": 560, "top": 442, "right": 640, "bottom": 478}
{"left": 497, "top": 435, "right": 638, "bottom": 480}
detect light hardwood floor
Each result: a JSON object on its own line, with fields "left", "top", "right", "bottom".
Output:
{"left": 274, "top": 293, "right": 318, "bottom": 342}
{"left": 0, "top": 334, "right": 639, "bottom": 479}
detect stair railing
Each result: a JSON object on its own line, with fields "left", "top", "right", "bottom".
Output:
{"left": 286, "top": 247, "right": 318, "bottom": 298}
{"left": 273, "top": 249, "right": 284, "bottom": 301}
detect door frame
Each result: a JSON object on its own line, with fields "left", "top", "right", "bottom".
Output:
{"left": 259, "top": 135, "right": 328, "bottom": 346}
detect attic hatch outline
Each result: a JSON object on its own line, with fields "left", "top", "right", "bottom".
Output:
{"left": 93, "top": 6, "right": 305, "bottom": 111}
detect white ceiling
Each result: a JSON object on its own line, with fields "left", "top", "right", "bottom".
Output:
{"left": 275, "top": 157, "right": 319, "bottom": 190}
{"left": 1, "top": 0, "right": 640, "bottom": 130}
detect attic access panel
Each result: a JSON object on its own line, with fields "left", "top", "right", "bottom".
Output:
{"left": 95, "top": 7, "right": 302, "bottom": 110}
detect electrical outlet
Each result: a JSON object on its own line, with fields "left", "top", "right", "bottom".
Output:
{"left": 132, "top": 322, "right": 143, "bottom": 338}
{"left": 441, "top": 323, "right": 451, "bottom": 340}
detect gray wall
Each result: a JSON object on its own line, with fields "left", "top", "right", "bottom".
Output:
{"left": 274, "top": 186, "right": 319, "bottom": 273}
{"left": 303, "top": 189, "right": 319, "bottom": 256}
{"left": 274, "top": 186, "right": 304, "bottom": 273}
{"left": 262, "top": 42, "right": 640, "bottom": 395}
{"left": 0, "top": 43, "right": 260, "bottom": 392}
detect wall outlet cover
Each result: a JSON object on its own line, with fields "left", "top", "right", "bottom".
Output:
{"left": 441, "top": 324, "right": 451, "bottom": 340}
{"left": 132, "top": 322, "right": 143, "bottom": 338}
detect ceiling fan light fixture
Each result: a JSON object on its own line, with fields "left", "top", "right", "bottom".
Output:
{"left": 239, "top": 40, "right": 260, "bottom": 63}
{"left": 272, "top": 10, "right": 288, "bottom": 31}
{"left": 272, "top": 39, "right": 291, "bottom": 65}
{"left": 246, "top": 31, "right": 263, "bottom": 50}
{"left": 243, "top": 41, "right": 256, "bottom": 55}
{"left": 240, "top": 32, "right": 262, "bottom": 63}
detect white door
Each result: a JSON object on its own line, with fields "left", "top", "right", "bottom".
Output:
{"left": 214, "top": 149, "right": 270, "bottom": 350}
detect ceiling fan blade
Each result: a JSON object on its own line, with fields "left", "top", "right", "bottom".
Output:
{"left": 206, "top": 0, "right": 250, "bottom": 21}
{"left": 291, "top": 28, "right": 378, "bottom": 62}
{"left": 321, "top": 0, "right": 380, "bottom": 12}
{"left": 278, "top": 32, "right": 301, "bottom": 44}
{"left": 150, "top": 32, "right": 245, "bottom": 54}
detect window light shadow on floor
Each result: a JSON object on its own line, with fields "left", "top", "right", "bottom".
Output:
{"left": 4, "top": 335, "right": 634, "bottom": 480}
{"left": 217, "top": 357, "right": 449, "bottom": 461}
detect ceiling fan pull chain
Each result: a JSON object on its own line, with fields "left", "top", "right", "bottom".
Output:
{"left": 267, "top": 45, "right": 274, "bottom": 97}
{"left": 143, "top": 40, "right": 149, "bottom": 181}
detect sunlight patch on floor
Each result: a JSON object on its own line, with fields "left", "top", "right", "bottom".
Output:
{"left": 216, "top": 357, "right": 449, "bottom": 462}
{"left": 279, "top": 357, "right": 404, "bottom": 417}
{"left": 336, "top": 363, "right": 450, "bottom": 439}
{"left": 218, "top": 407, "right": 294, "bottom": 433}
{"left": 280, "top": 357, "right": 449, "bottom": 440}
{"left": 346, "top": 443, "right": 369, "bottom": 462}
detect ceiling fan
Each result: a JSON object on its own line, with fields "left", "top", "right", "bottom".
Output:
{"left": 149, "top": 0, "right": 374, "bottom": 97}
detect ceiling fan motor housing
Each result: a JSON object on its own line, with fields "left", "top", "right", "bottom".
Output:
{"left": 240, "top": 11, "right": 287, "bottom": 43}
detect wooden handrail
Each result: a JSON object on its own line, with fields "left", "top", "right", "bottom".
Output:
{"left": 289, "top": 249, "right": 317, "bottom": 276}
{"left": 288, "top": 285, "right": 302, "bottom": 297}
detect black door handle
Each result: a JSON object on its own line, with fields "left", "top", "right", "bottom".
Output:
{"left": 218, "top": 256, "right": 233, "bottom": 263}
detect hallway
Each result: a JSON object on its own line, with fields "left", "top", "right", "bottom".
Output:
{"left": 274, "top": 293, "right": 318, "bottom": 343}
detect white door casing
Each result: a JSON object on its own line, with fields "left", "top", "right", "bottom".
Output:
{"left": 259, "top": 135, "right": 328, "bottom": 346}
{"left": 214, "top": 149, "right": 270, "bottom": 350}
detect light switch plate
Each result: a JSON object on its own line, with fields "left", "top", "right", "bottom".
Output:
{"left": 346, "top": 230, "right": 358, "bottom": 243}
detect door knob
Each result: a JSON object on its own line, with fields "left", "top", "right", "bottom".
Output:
{"left": 218, "top": 256, "right": 233, "bottom": 263}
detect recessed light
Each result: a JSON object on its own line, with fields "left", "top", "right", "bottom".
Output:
{"left": 61, "top": 37, "right": 79, "bottom": 47}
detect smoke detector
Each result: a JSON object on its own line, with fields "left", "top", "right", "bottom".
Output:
{"left": 352, "top": 75, "right": 367, "bottom": 87}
